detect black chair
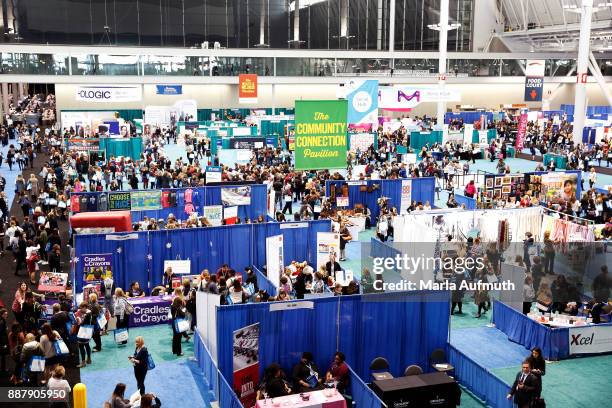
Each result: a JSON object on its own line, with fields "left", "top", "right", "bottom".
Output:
{"left": 430, "top": 348, "right": 454, "bottom": 373}
{"left": 369, "top": 357, "right": 393, "bottom": 381}
{"left": 404, "top": 364, "right": 423, "bottom": 376}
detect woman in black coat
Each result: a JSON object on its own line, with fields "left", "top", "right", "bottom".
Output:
{"left": 48, "top": 244, "right": 62, "bottom": 273}
{"left": 170, "top": 297, "right": 186, "bottom": 356}
{"left": 129, "top": 336, "right": 149, "bottom": 395}
{"left": 527, "top": 347, "right": 546, "bottom": 398}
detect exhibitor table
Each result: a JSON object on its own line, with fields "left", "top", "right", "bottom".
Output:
{"left": 128, "top": 295, "right": 172, "bottom": 328}
{"left": 542, "top": 153, "right": 567, "bottom": 169}
{"left": 255, "top": 389, "right": 347, "bottom": 408}
{"left": 371, "top": 372, "right": 460, "bottom": 408}
{"left": 492, "top": 300, "right": 612, "bottom": 360}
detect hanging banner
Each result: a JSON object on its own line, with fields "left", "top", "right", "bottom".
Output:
{"left": 266, "top": 235, "right": 284, "bottom": 289}
{"left": 221, "top": 186, "right": 252, "bottom": 206}
{"left": 229, "top": 137, "right": 265, "bottom": 149}
{"left": 82, "top": 253, "right": 113, "bottom": 281}
{"left": 294, "top": 100, "right": 348, "bottom": 170}
{"left": 515, "top": 113, "right": 528, "bottom": 151}
{"left": 203, "top": 205, "right": 223, "bottom": 226}
{"left": 239, "top": 74, "right": 258, "bottom": 103}
{"left": 66, "top": 138, "right": 100, "bottom": 152}
{"left": 233, "top": 323, "right": 260, "bottom": 408}
{"left": 316, "top": 232, "right": 340, "bottom": 269}
{"left": 400, "top": 179, "right": 412, "bottom": 213}
{"left": 75, "top": 86, "right": 142, "bottom": 103}
{"left": 108, "top": 192, "right": 132, "bottom": 211}
{"left": 156, "top": 85, "right": 183, "bottom": 95}
{"left": 524, "top": 60, "right": 545, "bottom": 102}
{"left": 130, "top": 190, "right": 162, "bottom": 211}
{"left": 345, "top": 79, "right": 379, "bottom": 124}
{"left": 378, "top": 86, "right": 461, "bottom": 110}
{"left": 569, "top": 325, "right": 612, "bottom": 355}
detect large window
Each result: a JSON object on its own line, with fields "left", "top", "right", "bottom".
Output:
{"left": 11, "top": 0, "right": 472, "bottom": 51}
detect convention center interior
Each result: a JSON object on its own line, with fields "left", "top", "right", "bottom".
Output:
{"left": 0, "top": 1, "right": 611, "bottom": 407}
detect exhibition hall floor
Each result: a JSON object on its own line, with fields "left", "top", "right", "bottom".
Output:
{"left": 80, "top": 325, "right": 212, "bottom": 408}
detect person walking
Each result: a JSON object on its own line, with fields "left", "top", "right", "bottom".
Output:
{"left": 507, "top": 360, "right": 538, "bottom": 408}
{"left": 112, "top": 288, "right": 132, "bottom": 345}
{"left": 170, "top": 297, "right": 186, "bottom": 356}
{"left": 128, "top": 336, "right": 149, "bottom": 396}
{"left": 74, "top": 302, "right": 93, "bottom": 368}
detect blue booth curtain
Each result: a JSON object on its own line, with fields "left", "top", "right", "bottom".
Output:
{"left": 347, "top": 364, "right": 386, "bottom": 408}
{"left": 75, "top": 220, "right": 331, "bottom": 293}
{"left": 216, "top": 291, "right": 450, "bottom": 387}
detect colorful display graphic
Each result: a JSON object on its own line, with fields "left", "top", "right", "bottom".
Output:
{"left": 239, "top": 74, "right": 258, "bottom": 103}
{"left": 108, "top": 192, "right": 132, "bottom": 211}
{"left": 233, "top": 323, "right": 260, "bottom": 408}
{"left": 82, "top": 253, "right": 113, "bottom": 281}
{"left": 294, "top": 100, "right": 348, "bottom": 170}
{"left": 130, "top": 190, "right": 162, "bottom": 211}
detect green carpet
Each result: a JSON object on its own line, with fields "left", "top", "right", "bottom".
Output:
{"left": 450, "top": 300, "right": 493, "bottom": 330}
{"left": 81, "top": 324, "right": 194, "bottom": 372}
{"left": 492, "top": 354, "right": 612, "bottom": 408}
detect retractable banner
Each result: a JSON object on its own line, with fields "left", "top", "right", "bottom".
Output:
{"left": 233, "top": 323, "right": 260, "bottom": 407}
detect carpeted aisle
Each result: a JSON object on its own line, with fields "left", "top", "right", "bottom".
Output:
{"left": 80, "top": 324, "right": 211, "bottom": 408}
{"left": 493, "top": 355, "right": 612, "bottom": 408}
{"left": 450, "top": 326, "right": 528, "bottom": 369}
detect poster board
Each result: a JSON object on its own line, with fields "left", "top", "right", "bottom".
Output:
{"left": 232, "top": 323, "right": 260, "bottom": 407}
{"left": 316, "top": 232, "right": 340, "bottom": 269}
{"left": 203, "top": 205, "right": 223, "bottom": 226}
{"left": 265, "top": 235, "right": 284, "bottom": 290}
{"left": 38, "top": 271, "right": 68, "bottom": 292}
{"left": 82, "top": 253, "right": 113, "bottom": 281}
{"left": 163, "top": 260, "right": 191, "bottom": 275}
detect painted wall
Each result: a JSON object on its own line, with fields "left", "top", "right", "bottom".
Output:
{"left": 55, "top": 81, "right": 612, "bottom": 117}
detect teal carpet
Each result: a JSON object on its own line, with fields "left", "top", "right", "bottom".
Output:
{"left": 80, "top": 325, "right": 211, "bottom": 408}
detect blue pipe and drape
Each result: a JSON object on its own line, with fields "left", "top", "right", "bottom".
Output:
{"left": 73, "top": 220, "right": 330, "bottom": 292}
{"left": 215, "top": 291, "right": 450, "bottom": 388}
{"left": 325, "top": 178, "right": 436, "bottom": 222}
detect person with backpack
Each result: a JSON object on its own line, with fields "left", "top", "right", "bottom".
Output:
{"left": 74, "top": 302, "right": 93, "bottom": 368}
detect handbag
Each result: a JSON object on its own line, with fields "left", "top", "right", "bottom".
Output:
{"left": 77, "top": 325, "right": 94, "bottom": 342}
{"left": 29, "top": 355, "right": 46, "bottom": 372}
{"left": 174, "top": 318, "right": 190, "bottom": 333}
{"left": 147, "top": 353, "right": 156, "bottom": 370}
{"left": 97, "top": 314, "right": 108, "bottom": 329}
{"left": 53, "top": 339, "right": 70, "bottom": 356}
{"left": 124, "top": 299, "right": 134, "bottom": 315}
{"left": 114, "top": 328, "right": 129, "bottom": 343}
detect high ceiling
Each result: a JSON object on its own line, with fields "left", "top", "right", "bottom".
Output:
{"left": 498, "top": 0, "right": 612, "bottom": 53}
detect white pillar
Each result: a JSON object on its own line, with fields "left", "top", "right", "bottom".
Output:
{"left": 436, "top": 0, "right": 450, "bottom": 126}
{"left": 272, "top": 83, "right": 276, "bottom": 115}
{"left": 389, "top": 0, "right": 395, "bottom": 52}
{"left": 340, "top": 0, "right": 348, "bottom": 38}
{"left": 572, "top": 0, "right": 593, "bottom": 144}
{"left": 293, "top": 0, "right": 300, "bottom": 45}
{"left": 1, "top": 83, "right": 9, "bottom": 115}
{"left": 376, "top": 0, "right": 383, "bottom": 50}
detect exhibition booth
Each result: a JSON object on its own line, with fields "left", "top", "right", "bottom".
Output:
{"left": 195, "top": 290, "right": 452, "bottom": 408}
{"left": 493, "top": 301, "right": 612, "bottom": 361}
{"left": 69, "top": 184, "right": 268, "bottom": 223}
{"left": 325, "top": 177, "right": 436, "bottom": 222}
{"left": 72, "top": 219, "right": 331, "bottom": 292}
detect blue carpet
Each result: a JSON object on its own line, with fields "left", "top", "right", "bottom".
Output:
{"left": 0, "top": 143, "right": 21, "bottom": 207}
{"left": 449, "top": 326, "right": 528, "bottom": 369}
{"left": 81, "top": 358, "right": 211, "bottom": 408}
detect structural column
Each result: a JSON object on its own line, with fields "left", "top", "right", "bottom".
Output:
{"left": 259, "top": 0, "right": 266, "bottom": 45}
{"left": 292, "top": 0, "right": 300, "bottom": 48}
{"left": 340, "top": 0, "right": 349, "bottom": 49}
{"left": 1, "top": 83, "right": 9, "bottom": 116}
{"left": 572, "top": 0, "right": 593, "bottom": 144}
{"left": 436, "top": 0, "right": 450, "bottom": 126}
{"left": 389, "top": 0, "right": 395, "bottom": 52}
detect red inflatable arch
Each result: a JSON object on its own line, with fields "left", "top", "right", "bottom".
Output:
{"left": 70, "top": 211, "right": 132, "bottom": 232}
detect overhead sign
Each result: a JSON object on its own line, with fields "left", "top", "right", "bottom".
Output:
{"left": 569, "top": 325, "right": 612, "bottom": 355}
{"left": 156, "top": 85, "right": 183, "bottom": 95}
{"left": 525, "top": 60, "right": 545, "bottom": 102}
{"left": 108, "top": 192, "right": 132, "bottom": 211}
{"left": 345, "top": 79, "right": 379, "bottom": 124}
{"left": 294, "top": 100, "right": 348, "bottom": 170}
{"left": 66, "top": 138, "right": 100, "bottom": 152}
{"left": 515, "top": 113, "right": 528, "bottom": 151}
{"left": 76, "top": 86, "right": 142, "bottom": 102}
{"left": 378, "top": 86, "right": 461, "bottom": 110}
{"left": 239, "top": 74, "right": 258, "bottom": 103}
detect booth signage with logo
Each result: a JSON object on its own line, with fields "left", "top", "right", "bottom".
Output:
{"left": 75, "top": 86, "right": 142, "bottom": 103}
{"left": 569, "top": 325, "right": 612, "bottom": 355}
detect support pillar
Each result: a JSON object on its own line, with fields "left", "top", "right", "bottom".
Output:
{"left": 340, "top": 0, "right": 349, "bottom": 49}
{"left": 389, "top": 0, "right": 395, "bottom": 52}
{"left": 292, "top": 0, "right": 300, "bottom": 49}
{"left": 1, "top": 83, "right": 8, "bottom": 116}
{"left": 376, "top": 0, "right": 383, "bottom": 50}
{"left": 572, "top": 0, "right": 593, "bottom": 144}
{"left": 436, "top": 0, "right": 450, "bottom": 126}
{"left": 259, "top": 0, "right": 266, "bottom": 45}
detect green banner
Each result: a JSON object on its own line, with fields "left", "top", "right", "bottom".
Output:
{"left": 294, "top": 100, "right": 348, "bottom": 170}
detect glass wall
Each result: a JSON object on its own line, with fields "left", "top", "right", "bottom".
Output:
{"left": 11, "top": 0, "right": 472, "bottom": 51}
{"left": 0, "top": 53, "right": 69, "bottom": 75}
